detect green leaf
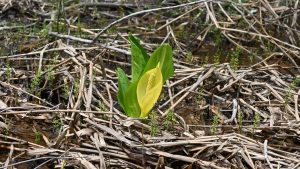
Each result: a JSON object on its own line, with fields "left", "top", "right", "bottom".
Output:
{"left": 129, "top": 34, "right": 150, "bottom": 82}
{"left": 137, "top": 66, "right": 163, "bottom": 118}
{"left": 116, "top": 68, "right": 129, "bottom": 111}
{"left": 124, "top": 81, "right": 141, "bottom": 117}
{"left": 143, "top": 44, "right": 174, "bottom": 83}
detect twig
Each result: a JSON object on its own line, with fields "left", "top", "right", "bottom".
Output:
{"left": 92, "top": 0, "right": 212, "bottom": 42}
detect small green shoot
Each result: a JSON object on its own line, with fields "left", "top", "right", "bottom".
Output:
{"left": 211, "top": 114, "right": 220, "bottom": 135}
{"left": 185, "top": 52, "right": 193, "bottom": 63}
{"left": 53, "top": 118, "right": 63, "bottom": 132}
{"left": 3, "top": 128, "right": 9, "bottom": 141}
{"left": 230, "top": 47, "right": 241, "bottom": 70}
{"left": 203, "top": 55, "right": 209, "bottom": 66}
{"left": 34, "top": 131, "right": 42, "bottom": 143}
{"left": 73, "top": 79, "right": 80, "bottom": 97}
{"left": 163, "top": 110, "right": 176, "bottom": 130}
{"left": 47, "top": 69, "right": 55, "bottom": 84}
{"left": 31, "top": 70, "right": 42, "bottom": 96}
{"left": 253, "top": 112, "right": 260, "bottom": 131}
{"left": 39, "top": 24, "right": 49, "bottom": 38}
{"left": 99, "top": 100, "right": 108, "bottom": 112}
{"left": 211, "top": 27, "right": 222, "bottom": 49}
{"left": 149, "top": 111, "right": 159, "bottom": 136}
{"left": 237, "top": 111, "right": 243, "bottom": 132}
{"left": 213, "top": 53, "right": 220, "bottom": 66}
{"left": 61, "top": 160, "right": 67, "bottom": 169}
{"left": 290, "top": 77, "right": 300, "bottom": 90}
{"left": 284, "top": 76, "right": 300, "bottom": 104}
{"left": 63, "top": 82, "right": 69, "bottom": 99}
{"left": 196, "top": 87, "right": 204, "bottom": 104}
{"left": 77, "top": 15, "right": 82, "bottom": 37}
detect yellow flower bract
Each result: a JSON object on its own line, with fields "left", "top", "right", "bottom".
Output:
{"left": 137, "top": 66, "right": 163, "bottom": 118}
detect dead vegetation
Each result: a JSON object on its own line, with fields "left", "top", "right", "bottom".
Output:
{"left": 0, "top": 0, "right": 300, "bottom": 168}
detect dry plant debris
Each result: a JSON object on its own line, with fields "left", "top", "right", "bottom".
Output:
{"left": 0, "top": 0, "right": 300, "bottom": 168}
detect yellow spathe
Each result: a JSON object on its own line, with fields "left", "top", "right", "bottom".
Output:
{"left": 137, "top": 66, "right": 163, "bottom": 118}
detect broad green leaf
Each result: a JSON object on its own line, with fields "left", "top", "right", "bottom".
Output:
{"left": 116, "top": 68, "right": 129, "bottom": 111}
{"left": 137, "top": 66, "right": 163, "bottom": 118}
{"left": 124, "top": 81, "right": 141, "bottom": 117}
{"left": 129, "top": 34, "right": 149, "bottom": 82}
{"left": 128, "top": 34, "right": 149, "bottom": 61}
{"left": 143, "top": 44, "right": 174, "bottom": 83}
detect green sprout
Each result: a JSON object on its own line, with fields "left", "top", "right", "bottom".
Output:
{"left": 149, "top": 111, "right": 159, "bottom": 136}
{"left": 63, "top": 82, "right": 69, "bottom": 99}
{"left": 284, "top": 76, "right": 300, "bottom": 104}
{"left": 99, "top": 100, "right": 108, "bottom": 112}
{"left": 61, "top": 160, "right": 67, "bottom": 169}
{"left": 163, "top": 110, "right": 176, "bottom": 130}
{"left": 47, "top": 67, "right": 55, "bottom": 85}
{"left": 34, "top": 131, "right": 42, "bottom": 143}
{"left": 213, "top": 53, "right": 220, "bottom": 66}
{"left": 55, "top": 0, "right": 66, "bottom": 33}
{"left": 211, "top": 27, "right": 222, "bottom": 49}
{"left": 211, "top": 114, "right": 220, "bottom": 135}
{"left": 253, "top": 112, "right": 260, "bottom": 131}
{"left": 3, "top": 128, "right": 9, "bottom": 141}
{"left": 39, "top": 24, "right": 49, "bottom": 38}
{"left": 230, "top": 47, "right": 241, "bottom": 70}
{"left": 30, "top": 70, "right": 42, "bottom": 96}
{"left": 203, "top": 55, "right": 209, "bottom": 66}
{"left": 196, "top": 87, "right": 204, "bottom": 104}
{"left": 290, "top": 77, "right": 300, "bottom": 90}
{"left": 53, "top": 118, "right": 63, "bottom": 132}
{"left": 237, "top": 111, "right": 243, "bottom": 132}
{"left": 73, "top": 79, "right": 80, "bottom": 97}
{"left": 185, "top": 52, "right": 193, "bottom": 63}
{"left": 77, "top": 15, "right": 82, "bottom": 37}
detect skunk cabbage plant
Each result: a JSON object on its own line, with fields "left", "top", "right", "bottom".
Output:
{"left": 117, "top": 35, "right": 174, "bottom": 118}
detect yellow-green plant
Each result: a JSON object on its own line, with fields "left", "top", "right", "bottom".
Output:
{"left": 117, "top": 35, "right": 174, "bottom": 118}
